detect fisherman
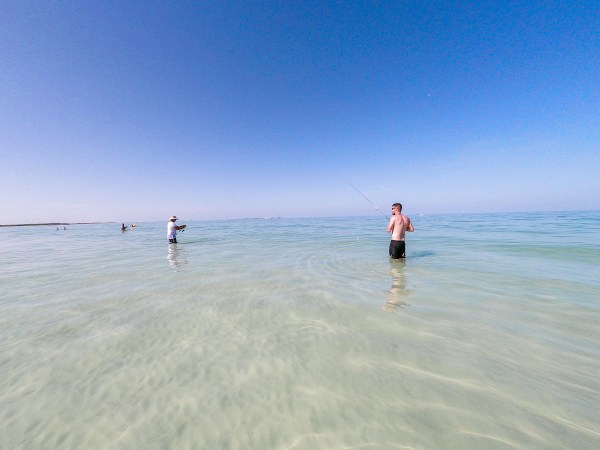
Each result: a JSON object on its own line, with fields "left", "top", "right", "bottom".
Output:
{"left": 167, "top": 215, "right": 186, "bottom": 244}
{"left": 387, "top": 203, "right": 414, "bottom": 259}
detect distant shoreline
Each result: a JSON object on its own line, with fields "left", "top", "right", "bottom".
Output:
{"left": 0, "top": 222, "right": 113, "bottom": 228}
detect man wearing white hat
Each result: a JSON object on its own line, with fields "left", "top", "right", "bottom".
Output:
{"left": 167, "top": 216, "right": 186, "bottom": 243}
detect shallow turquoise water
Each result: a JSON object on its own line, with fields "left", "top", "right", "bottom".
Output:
{"left": 1, "top": 212, "right": 599, "bottom": 449}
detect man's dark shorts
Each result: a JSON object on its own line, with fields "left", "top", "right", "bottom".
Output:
{"left": 389, "top": 240, "right": 405, "bottom": 259}
{"left": 169, "top": 238, "right": 177, "bottom": 244}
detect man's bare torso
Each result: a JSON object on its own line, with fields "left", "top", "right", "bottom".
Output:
{"left": 388, "top": 214, "right": 412, "bottom": 241}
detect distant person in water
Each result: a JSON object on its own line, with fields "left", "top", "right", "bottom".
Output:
{"left": 167, "top": 215, "right": 186, "bottom": 243}
{"left": 121, "top": 223, "right": 127, "bottom": 232}
{"left": 387, "top": 203, "right": 414, "bottom": 259}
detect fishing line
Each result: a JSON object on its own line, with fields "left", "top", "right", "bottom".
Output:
{"left": 349, "top": 182, "right": 389, "bottom": 221}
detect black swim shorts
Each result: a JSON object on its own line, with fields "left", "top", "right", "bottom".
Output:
{"left": 169, "top": 238, "right": 177, "bottom": 244}
{"left": 389, "top": 240, "right": 405, "bottom": 259}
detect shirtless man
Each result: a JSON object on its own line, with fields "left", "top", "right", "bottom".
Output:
{"left": 386, "top": 203, "right": 414, "bottom": 259}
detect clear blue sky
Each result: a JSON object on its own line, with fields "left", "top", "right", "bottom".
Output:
{"left": 1, "top": 0, "right": 598, "bottom": 223}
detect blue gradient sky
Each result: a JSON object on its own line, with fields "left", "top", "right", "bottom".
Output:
{"left": 1, "top": 1, "right": 598, "bottom": 223}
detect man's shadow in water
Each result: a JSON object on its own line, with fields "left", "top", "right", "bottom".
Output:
{"left": 167, "top": 244, "right": 189, "bottom": 271}
{"left": 409, "top": 250, "right": 435, "bottom": 259}
{"left": 384, "top": 259, "right": 413, "bottom": 312}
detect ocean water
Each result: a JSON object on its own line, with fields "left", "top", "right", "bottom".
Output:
{"left": 1, "top": 211, "right": 599, "bottom": 449}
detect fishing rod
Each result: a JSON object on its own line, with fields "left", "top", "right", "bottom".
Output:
{"left": 349, "top": 182, "right": 389, "bottom": 221}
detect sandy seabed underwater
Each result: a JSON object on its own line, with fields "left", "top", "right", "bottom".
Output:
{"left": 1, "top": 212, "right": 599, "bottom": 449}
